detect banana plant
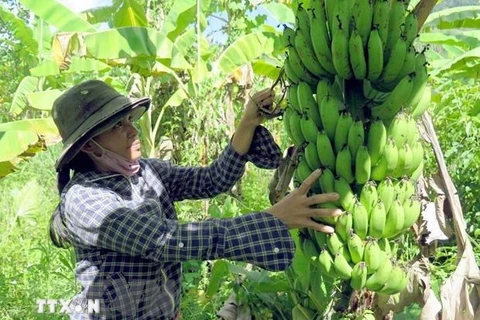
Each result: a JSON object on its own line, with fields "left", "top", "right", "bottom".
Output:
{"left": 418, "top": 5, "right": 480, "bottom": 79}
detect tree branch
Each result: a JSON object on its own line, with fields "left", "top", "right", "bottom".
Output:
{"left": 414, "top": 0, "right": 438, "bottom": 31}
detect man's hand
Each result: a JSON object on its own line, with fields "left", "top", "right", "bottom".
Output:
{"left": 265, "top": 169, "right": 342, "bottom": 233}
{"left": 241, "top": 88, "right": 275, "bottom": 127}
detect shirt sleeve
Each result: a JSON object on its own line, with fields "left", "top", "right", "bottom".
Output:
{"left": 63, "top": 185, "right": 295, "bottom": 272}
{"left": 151, "top": 125, "right": 283, "bottom": 201}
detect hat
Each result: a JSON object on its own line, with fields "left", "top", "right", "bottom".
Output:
{"left": 52, "top": 80, "right": 150, "bottom": 172}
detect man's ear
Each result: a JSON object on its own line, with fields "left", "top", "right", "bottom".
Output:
{"left": 81, "top": 141, "right": 95, "bottom": 154}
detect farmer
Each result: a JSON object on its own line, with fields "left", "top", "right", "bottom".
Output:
{"left": 49, "top": 79, "right": 341, "bottom": 319}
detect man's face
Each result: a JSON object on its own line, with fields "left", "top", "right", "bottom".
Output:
{"left": 93, "top": 112, "right": 142, "bottom": 161}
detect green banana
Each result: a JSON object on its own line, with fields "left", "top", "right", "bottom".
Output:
{"left": 294, "top": 29, "right": 330, "bottom": 78}
{"left": 295, "top": 155, "right": 314, "bottom": 182}
{"left": 367, "top": 119, "right": 387, "bottom": 166}
{"left": 385, "top": 0, "right": 406, "bottom": 61}
{"left": 317, "top": 131, "right": 336, "bottom": 170}
{"left": 371, "top": 137, "right": 398, "bottom": 181}
{"left": 327, "top": 232, "right": 344, "bottom": 255}
{"left": 331, "top": 16, "right": 353, "bottom": 79}
{"left": 352, "top": 0, "right": 373, "bottom": 46}
{"left": 408, "top": 140, "right": 424, "bottom": 177}
{"left": 394, "top": 177, "right": 416, "bottom": 204}
{"left": 302, "top": 235, "right": 321, "bottom": 261}
{"left": 406, "top": 52, "right": 428, "bottom": 107}
{"left": 368, "top": 200, "right": 386, "bottom": 239}
{"left": 310, "top": 0, "right": 336, "bottom": 74}
{"left": 284, "top": 57, "right": 301, "bottom": 84}
{"left": 366, "top": 27, "right": 384, "bottom": 82}
{"left": 352, "top": 200, "right": 369, "bottom": 240}
{"left": 392, "top": 143, "right": 412, "bottom": 178}
{"left": 295, "top": 4, "right": 311, "bottom": 39}
{"left": 350, "top": 261, "right": 368, "bottom": 290}
{"left": 377, "top": 177, "right": 395, "bottom": 213}
{"left": 404, "top": 11, "right": 419, "bottom": 46}
{"left": 379, "top": 35, "right": 407, "bottom": 83}
{"left": 319, "top": 167, "right": 336, "bottom": 194}
{"left": 304, "top": 141, "right": 322, "bottom": 171}
{"left": 335, "top": 210, "right": 353, "bottom": 242}
{"left": 360, "top": 181, "right": 378, "bottom": 215}
{"left": 347, "top": 119, "right": 365, "bottom": 160}
{"left": 282, "top": 25, "right": 295, "bottom": 48}
{"left": 378, "top": 265, "right": 408, "bottom": 295}
{"left": 283, "top": 107, "right": 294, "bottom": 143}
{"left": 287, "top": 44, "right": 319, "bottom": 87}
{"left": 332, "top": 0, "right": 352, "bottom": 38}
{"left": 320, "top": 95, "right": 341, "bottom": 141}
{"left": 334, "top": 177, "right": 356, "bottom": 213}
{"left": 336, "top": 146, "right": 355, "bottom": 184}
{"left": 335, "top": 206, "right": 353, "bottom": 242}
{"left": 404, "top": 114, "right": 419, "bottom": 147}
{"left": 318, "top": 249, "right": 338, "bottom": 278}
{"left": 364, "top": 239, "right": 382, "bottom": 274}
{"left": 317, "top": 78, "right": 343, "bottom": 104}
{"left": 403, "top": 195, "right": 421, "bottom": 230}
{"left": 334, "top": 111, "right": 354, "bottom": 153}
{"left": 287, "top": 84, "right": 301, "bottom": 112}
{"left": 300, "top": 115, "right": 319, "bottom": 144}
{"left": 383, "top": 199, "right": 405, "bottom": 239}
{"left": 372, "top": 0, "right": 390, "bottom": 50}
{"left": 298, "top": 81, "right": 323, "bottom": 129}
{"left": 334, "top": 252, "right": 353, "bottom": 280}
{"left": 355, "top": 145, "right": 372, "bottom": 184}
{"left": 349, "top": 28, "right": 367, "bottom": 80}
{"left": 365, "top": 251, "right": 393, "bottom": 291}
{"left": 325, "top": 0, "right": 337, "bottom": 38}
{"left": 388, "top": 112, "right": 409, "bottom": 147}
{"left": 410, "top": 158, "right": 424, "bottom": 181}
{"left": 370, "top": 74, "right": 414, "bottom": 123}
{"left": 288, "top": 109, "right": 306, "bottom": 147}
{"left": 394, "top": 44, "right": 417, "bottom": 84}
{"left": 411, "top": 85, "right": 431, "bottom": 119}
{"left": 378, "top": 237, "right": 392, "bottom": 258}
{"left": 347, "top": 230, "right": 365, "bottom": 264}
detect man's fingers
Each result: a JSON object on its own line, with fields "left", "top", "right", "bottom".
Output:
{"left": 311, "top": 208, "right": 343, "bottom": 218}
{"left": 297, "top": 169, "right": 322, "bottom": 194}
{"left": 305, "top": 193, "right": 340, "bottom": 206}
{"left": 304, "top": 219, "right": 335, "bottom": 233}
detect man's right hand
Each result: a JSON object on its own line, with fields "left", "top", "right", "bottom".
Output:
{"left": 265, "top": 169, "right": 342, "bottom": 233}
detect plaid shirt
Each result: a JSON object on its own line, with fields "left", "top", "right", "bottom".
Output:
{"left": 58, "top": 126, "right": 295, "bottom": 320}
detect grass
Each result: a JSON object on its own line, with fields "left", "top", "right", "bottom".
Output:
{"left": 0, "top": 142, "right": 285, "bottom": 319}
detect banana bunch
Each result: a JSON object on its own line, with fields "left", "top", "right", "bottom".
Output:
{"left": 282, "top": 0, "right": 430, "bottom": 313}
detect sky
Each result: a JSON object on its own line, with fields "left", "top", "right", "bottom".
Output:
{"left": 58, "top": 0, "right": 280, "bottom": 44}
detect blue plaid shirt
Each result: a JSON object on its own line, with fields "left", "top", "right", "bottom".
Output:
{"left": 58, "top": 126, "right": 295, "bottom": 319}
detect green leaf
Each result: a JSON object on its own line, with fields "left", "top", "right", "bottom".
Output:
{"left": 12, "top": 180, "right": 41, "bottom": 219}
{"left": 113, "top": 0, "right": 148, "bottom": 28}
{"left": 0, "top": 4, "right": 38, "bottom": 54}
{"left": 430, "top": 47, "right": 480, "bottom": 79}
{"left": 160, "top": 0, "right": 196, "bottom": 38}
{"left": 63, "top": 57, "right": 111, "bottom": 73}
{"left": 83, "top": 5, "right": 116, "bottom": 25}
{"left": 207, "top": 204, "right": 222, "bottom": 218}
{"left": 423, "top": 6, "right": 480, "bottom": 31}
{"left": 0, "top": 118, "right": 59, "bottom": 136}
{"left": 419, "top": 30, "right": 480, "bottom": 50}
{"left": 26, "top": 90, "right": 64, "bottom": 111}
{"left": 19, "top": 0, "right": 96, "bottom": 32}
{"left": 0, "top": 130, "right": 38, "bottom": 162}
{"left": 10, "top": 76, "right": 39, "bottom": 116}
{"left": 84, "top": 27, "right": 174, "bottom": 59}
{"left": 259, "top": 3, "right": 295, "bottom": 25}
{"left": 217, "top": 31, "right": 276, "bottom": 75}
{"left": 251, "top": 59, "right": 282, "bottom": 80}
{"left": 205, "top": 260, "right": 228, "bottom": 297}
{"left": 29, "top": 60, "right": 60, "bottom": 77}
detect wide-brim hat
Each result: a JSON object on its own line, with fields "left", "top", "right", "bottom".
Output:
{"left": 52, "top": 80, "right": 151, "bottom": 172}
